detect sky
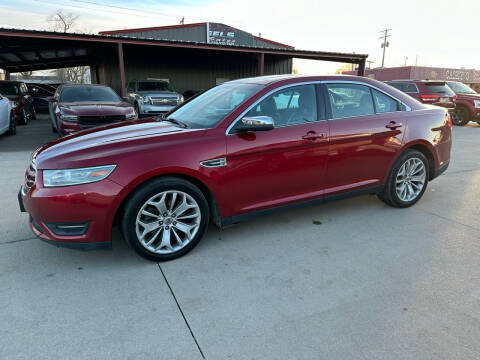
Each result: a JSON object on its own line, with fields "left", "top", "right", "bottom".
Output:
{"left": 1, "top": 0, "right": 479, "bottom": 74}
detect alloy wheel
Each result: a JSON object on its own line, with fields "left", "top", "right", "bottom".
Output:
{"left": 395, "top": 158, "right": 426, "bottom": 202}
{"left": 135, "top": 190, "right": 201, "bottom": 254}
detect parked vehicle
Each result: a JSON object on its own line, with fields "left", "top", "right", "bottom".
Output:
{"left": 26, "top": 83, "right": 55, "bottom": 113}
{"left": 0, "top": 93, "right": 16, "bottom": 136}
{"left": 49, "top": 84, "right": 137, "bottom": 136}
{"left": 385, "top": 80, "right": 456, "bottom": 112}
{"left": 19, "top": 75, "right": 452, "bottom": 261}
{"left": 127, "top": 80, "right": 183, "bottom": 117}
{"left": 446, "top": 81, "right": 480, "bottom": 126}
{"left": 0, "top": 81, "right": 36, "bottom": 125}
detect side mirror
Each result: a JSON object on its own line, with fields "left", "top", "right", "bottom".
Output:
{"left": 47, "top": 97, "right": 56, "bottom": 102}
{"left": 235, "top": 116, "right": 274, "bottom": 132}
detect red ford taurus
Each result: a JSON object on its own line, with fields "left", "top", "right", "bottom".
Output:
{"left": 19, "top": 75, "right": 452, "bottom": 261}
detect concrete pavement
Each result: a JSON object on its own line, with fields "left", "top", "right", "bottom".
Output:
{"left": 1, "top": 115, "right": 480, "bottom": 359}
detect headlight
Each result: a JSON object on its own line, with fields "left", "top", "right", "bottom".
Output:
{"left": 474, "top": 100, "right": 480, "bottom": 109}
{"left": 126, "top": 109, "right": 137, "bottom": 120}
{"left": 178, "top": 95, "right": 184, "bottom": 104}
{"left": 60, "top": 114, "right": 78, "bottom": 122}
{"left": 43, "top": 165, "right": 116, "bottom": 187}
{"left": 140, "top": 96, "right": 150, "bottom": 104}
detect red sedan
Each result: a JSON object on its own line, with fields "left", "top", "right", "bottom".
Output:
{"left": 19, "top": 75, "right": 452, "bottom": 261}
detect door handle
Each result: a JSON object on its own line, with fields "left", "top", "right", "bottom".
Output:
{"left": 302, "top": 131, "right": 326, "bottom": 141}
{"left": 385, "top": 121, "right": 403, "bottom": 129}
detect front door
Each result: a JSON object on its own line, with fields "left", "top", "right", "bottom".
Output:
{"left": 225, "top": 84, "right": 329, "bottom": 215}
{"left": 324, "top": 82, "right": 406, "bottom": 195}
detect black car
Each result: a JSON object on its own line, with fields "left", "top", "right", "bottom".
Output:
{"left": 0, "top": 81, "right": 36, "bottom": 125}
{"left": 26, "top": 83, "right": 55, "bottom": 113}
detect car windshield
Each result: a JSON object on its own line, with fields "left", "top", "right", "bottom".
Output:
{"left": 0, "top": 83, "right": 19, "bottom": 96}
{"left": 447, "top": 81, "right": 477, "bottom": 94}
{"left": 165, "top": 82, "right": 262, "bottom": 129}
{"left": 60, "top": 86, "right": 120, "bottom": 102}
{"left": 138, "top": 81, "right": 172, "bottom": 91}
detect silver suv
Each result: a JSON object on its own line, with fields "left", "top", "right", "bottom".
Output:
{"left": 127, "top": 80, "right": 183, "bottom": 117}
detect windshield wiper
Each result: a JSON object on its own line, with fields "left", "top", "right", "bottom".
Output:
{"left": 160, "top": 117, "right": 188, "bottom": 128}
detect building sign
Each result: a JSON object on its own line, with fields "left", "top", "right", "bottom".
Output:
{"left": 207, "top": 23, "right": 254, "bottom": 47}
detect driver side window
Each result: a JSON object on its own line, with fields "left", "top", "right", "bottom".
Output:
{"left": 245, "top": 85, "right": 318, "bottom": 127}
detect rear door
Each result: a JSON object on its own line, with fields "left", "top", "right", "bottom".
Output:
{"left": 324, "top": 82, "right": 406, "bottom": 195}
{"left": 225, "top": 83, "right": 329, "bottom": 214}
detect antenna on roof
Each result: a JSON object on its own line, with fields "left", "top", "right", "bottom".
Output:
{"left": 180, "top": 17, "right": 184, "bottom": 25}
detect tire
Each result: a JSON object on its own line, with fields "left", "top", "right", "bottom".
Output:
{"left": 7, "top": 112, "right": 16, "bottom": 135}
{"left": 377, "top": 149, "right": 429, "bottom": 208}
{"left": 121, "top": 177, "right": 209, "bottom": 261}
{"left": 20, "top": 109, "right": 28, "bottom": 125}
{"left": 452, "top": 106, "right": 470, "bottom": 126}
{"left": 30, "top": 109, "right": 36, "bottom": 121}
{"left": 135, "top": 103, "right": 141, "bottom": 118}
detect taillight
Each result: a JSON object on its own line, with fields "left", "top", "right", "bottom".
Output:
{"left": 420, "top": 94, "right": 440, "bottom": 102}
{"left": 446, "top": 113, "right": 453, "bottom": 128}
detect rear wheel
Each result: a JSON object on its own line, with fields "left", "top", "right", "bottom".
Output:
{"left": 378, "top": 149, "right": 429, "bottom": 208}
{"left": 452, "top": 106, "right": 470, "bottom": 126}
{"left": 121, "top": 177, "right": 209, "bottom": 261}
{"left": 7, "top": 112, "right": 16, "bottom": 135}
{"left": 134, "top": 103, "right": 141, "bottom": 118}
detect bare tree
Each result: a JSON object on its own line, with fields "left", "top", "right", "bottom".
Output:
{"left": 46, "top": 10, "right": 89, "bottom": 84}
{"left": 47, "top": 9, "right": 79, "bottom": 33}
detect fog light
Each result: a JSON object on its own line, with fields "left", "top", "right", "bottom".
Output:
{"left": 45, "top": 222, "right": 89, "bottom": 236}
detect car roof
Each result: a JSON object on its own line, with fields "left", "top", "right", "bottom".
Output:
{"left": 226, "top": 74, "right": 382, "bottom": 86}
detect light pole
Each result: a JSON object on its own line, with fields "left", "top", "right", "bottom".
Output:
{"left": 379, "top": 28, "right": 391, "bottom": 68}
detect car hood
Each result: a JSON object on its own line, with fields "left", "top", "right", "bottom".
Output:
{"left": 59, "top": 102, "right": 133, "bottom": 116}
{"left": 33, "top": 118, "right": 204, "bottom": 169}
{"left": 136, "top": 90, "right": 179, "bottom": 97}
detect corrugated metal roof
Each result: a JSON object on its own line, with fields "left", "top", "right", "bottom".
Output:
{"left": 0, "top": 26, "right": 368, "bottom": 59}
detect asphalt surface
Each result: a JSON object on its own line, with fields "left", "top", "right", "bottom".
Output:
{"left": 1, "top": 114, "right": 480, "bottom": 359}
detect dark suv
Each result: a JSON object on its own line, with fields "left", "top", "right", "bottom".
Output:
{"left": 386, "top": 80, "right": 456, "bottom": 113}
{"left": 0, "top": 80, "right": 36, "bottom": 125}
{"left": 446, "top": 81, "right": 480, "bottom": 126}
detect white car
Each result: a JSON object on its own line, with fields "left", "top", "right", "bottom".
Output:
{"left": 0, "top": 93, "right": 16, "bottom": 136}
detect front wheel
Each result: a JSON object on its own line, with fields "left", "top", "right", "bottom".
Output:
{"left": 378, "top": 150, "right": 429, "bottom": 208}
{"left": 122, "top": 177, "right": 209, "bottom": 261}
{"left": 20, "top": 109, "right": 28, "bottom": 125}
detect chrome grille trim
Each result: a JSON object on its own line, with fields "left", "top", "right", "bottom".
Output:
{"left": 200, "top": 158, "right": 227, "bottom": 168}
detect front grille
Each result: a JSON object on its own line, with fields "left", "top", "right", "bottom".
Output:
{"left": 150, "top": 97, "right": 178, "bottom": 106}
{"left": 24, "top": 161, "right": 36, "bottom": 193}
{"left": 78, "top": 115, "right": 126, "bottom": 127}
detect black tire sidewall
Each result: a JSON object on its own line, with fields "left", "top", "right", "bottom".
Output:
{"left": 121, "top": 177, "right": 209, "bottom": 261}
{"left": 385, "top": 150, "right": 429, "bottom": 208}
{"left": 453, "top": 106, "right": 470, "bottom": 126}
{"left": 8, "top": 112, "right": 16, "bottom": 135}
{"left": 21, "top": 109, "right": 28, "bottom": 125}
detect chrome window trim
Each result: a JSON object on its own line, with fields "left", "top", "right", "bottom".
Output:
{"left": 225, "top": 80, "right": 412, "bottom": 135}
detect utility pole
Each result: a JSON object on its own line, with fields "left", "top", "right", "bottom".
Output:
{"left": 404, "top": 56, "right": 408, "bottom": 66}
{"left": 379, "top": 28, "right": 391, "bottom": 68}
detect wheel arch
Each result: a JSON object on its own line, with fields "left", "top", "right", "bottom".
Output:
{"left": 112, "top": 171, "right": 222, "bottom": 232}
{"left": 402, "top": 141, "right": 436, "bottom": 180}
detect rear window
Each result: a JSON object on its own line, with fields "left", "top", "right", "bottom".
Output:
{"left": 0, "top": 83, "right": 19, "bottom": 96}
{"left": 388, "top": 82, "right": 418, "bottom": 93}
{"left": 425, "top": 82, "right": 455, "bottom": 96}
{"left": 60, "top": 86, "right": 120, "bottom": 102}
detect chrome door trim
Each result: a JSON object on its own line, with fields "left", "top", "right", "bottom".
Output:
{"left": 225, "top": 80, "right": 412, "bottom": 135}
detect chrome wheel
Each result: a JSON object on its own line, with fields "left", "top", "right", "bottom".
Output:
{"left": 135, "top": 190, "right": 201, "bottom": 254}
{"left": 395, "top": 158, "right": 426, "bottom": 202}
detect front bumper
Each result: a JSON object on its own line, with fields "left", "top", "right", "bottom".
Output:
{"left": 19, "top": 178, "right": 124, "bottom": 250}
{"left": 138, "top": 103, "right": 176, "bottom": 116}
